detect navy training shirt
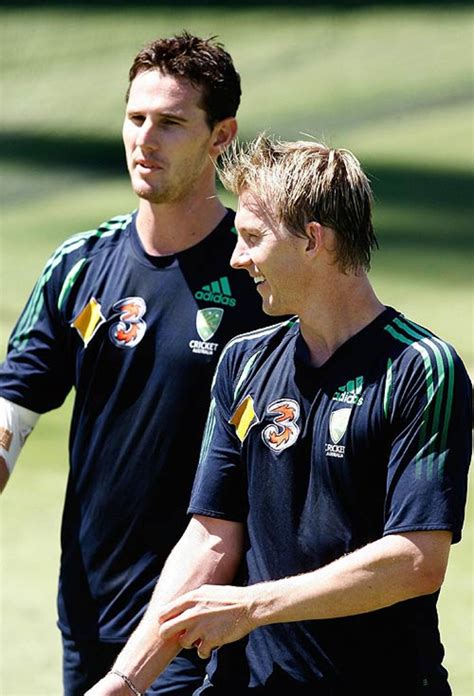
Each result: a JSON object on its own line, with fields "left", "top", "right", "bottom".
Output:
{"left": 189, "top": 309, "right": 472, "bottom": 693}
{"left": 0, "top": 209, "right": 277, "bottom": 640}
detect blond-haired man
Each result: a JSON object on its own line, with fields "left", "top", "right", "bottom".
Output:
{"left": 87, "top": 136, "right": 471, "bottom": 695}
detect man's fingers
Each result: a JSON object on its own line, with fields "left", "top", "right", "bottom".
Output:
{"left": 159, "top": 613, "right": 188, "bottom": 642}
{"left": 171, "top": 627, "right": 220, "bottom": 660}
{"left": 196, "top": 640, "right": 222, "bottom": 660}
{"left": 158, "top": 595, "right": 195, "bottom": 624}
{"left": 173, "top": 628, "right": 200, "bottom": 650}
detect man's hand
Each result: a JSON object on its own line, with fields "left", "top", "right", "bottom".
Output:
{"left": 158, "top": 584, "right": 257, "bottom": 659}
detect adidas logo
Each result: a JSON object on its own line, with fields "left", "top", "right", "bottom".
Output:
{"left": 195, "top": 276, "right": 237, "bottom": 307}
{"left": 332, "top": 376, "right": 364, "bottom": 406}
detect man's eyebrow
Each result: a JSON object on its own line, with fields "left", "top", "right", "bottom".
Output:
{"left": 125, "top": 107, "right": 189, "bottom": 123}
{"left": 238, "top": 225, "right": 261, "bottom": 235}
{"left": 158, "top": 111, "right": 189, "bottom": 122}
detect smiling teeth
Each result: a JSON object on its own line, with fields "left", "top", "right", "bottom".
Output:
{"left": 254, "top": 276, "right": 265, "bottom": 284}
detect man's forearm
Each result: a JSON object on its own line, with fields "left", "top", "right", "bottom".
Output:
{"left": 248, "top": 530, "right": 452, "bottom": 627}
{"left": 157, "top": 530, "right": 452, "bottom": 658}
{"left": 85, "top": 515, "right": 244, "bottom": 695}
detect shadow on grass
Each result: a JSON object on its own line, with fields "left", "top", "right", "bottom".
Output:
{"left": 1, "top": 131, "right": 125, "bottom": 174}
{"left": 1, "top": 129, "right": 472, "bottom": 250}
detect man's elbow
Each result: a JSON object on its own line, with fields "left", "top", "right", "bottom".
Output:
{"left": 407, "top": 531, "right": 452, "bottom": 596}
{"left": 391, "top": 530, "right": 452, "bottom": 598}
{"left": 413, "top": 561, "right": 447, "bottom": 595}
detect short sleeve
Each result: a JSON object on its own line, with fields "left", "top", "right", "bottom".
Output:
{"left": 0, "top": 252, "right": 75, "bottom": 413}
{"left": 189, "top": 345, "right": 248, "bottom": 522}
{"left": 383, "top": 340, "right": 472, "bottom": 543}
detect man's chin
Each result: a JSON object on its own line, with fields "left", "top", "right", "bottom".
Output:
{"left": 135, "top": 188, "right": 168, "bottom": 204}
{"left": 262, "top": 302, "right": 281, "bottom": 317}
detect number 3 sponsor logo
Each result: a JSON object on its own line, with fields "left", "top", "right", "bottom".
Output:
{"left": 262, "top": 398, "right": 300, "bottom": 452}
{"left": 109, "top": 297, "right": 147, "bottom": 348}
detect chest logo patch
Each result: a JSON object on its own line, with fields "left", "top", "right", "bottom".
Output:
{"left": 109, "top": 297, "right": 147, "bottom": 348}
{"left": 230, "top": 395, "right": 259, "bottom": 443}
{"left": 195, "top": 276, "right": 236, "bottom": 307}
{"left": 71, "top": 297, "right": 106, "bottom": 346}
{"left": 332, "top": 376, "right": 364, "bottom": 406}
{"left": 196, "top": 308, "right": 224, "bottom": 341}
{"left": 262, "top": 399, "right": 300, "bottom": 453}
{"left": 326, "top": 407, "right": 352, "bottom": 458}
{"left": 190, "top": 308, "right": 223, "bottom": 356}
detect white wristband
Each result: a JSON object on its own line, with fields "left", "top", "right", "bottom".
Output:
{"left": 0, "top": 397, "right": 40, "bottom": 485}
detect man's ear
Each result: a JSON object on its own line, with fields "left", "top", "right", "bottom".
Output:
{"left": 304, "top": 221, "right": 323, "bottom": 256}
{"left": 210, "top": 117, "right": 238, "bottom": 156}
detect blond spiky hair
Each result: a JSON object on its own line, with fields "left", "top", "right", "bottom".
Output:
{"left": 219, "top": 134, "right": 378, "bottom": 273}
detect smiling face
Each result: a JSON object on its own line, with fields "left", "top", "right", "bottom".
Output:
{"left": 123, "top": 69, "right": 221, "bottom": 204}
{"left": 231, "top": 190, "right": 308, "bottom": 316}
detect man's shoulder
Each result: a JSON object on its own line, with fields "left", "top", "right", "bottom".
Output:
{"left": 217, "top": 317, "right": 298, "bottom": 379}
{"left": 59, "top": 212, "right": 133, "bottom": 256}
{"left": 383, "top": 311, "right": 466, "bottom": 372}
{"left": 382, "top": 312, "right": 471, "bottom": 420}
{"left": 17, "top": 213, "right": 134, "bottom": 306}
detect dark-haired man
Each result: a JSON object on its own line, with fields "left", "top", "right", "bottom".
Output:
{"left": 0, "top": 34, "right": 275, "bottom": 695}
{"left": 87, "top": 136, "right": 471, "bottom": 695}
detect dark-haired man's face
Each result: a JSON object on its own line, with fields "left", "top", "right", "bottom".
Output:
{"left": 123, "top": 69, "right": 216, "bottom": 204}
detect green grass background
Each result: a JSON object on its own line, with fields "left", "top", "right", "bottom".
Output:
{"left": 1, "top": 4, "right": 473, "bottom": 695}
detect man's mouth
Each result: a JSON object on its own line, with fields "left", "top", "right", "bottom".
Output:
{"left": 136, "top": 159, "right": 162, "bottom": 170}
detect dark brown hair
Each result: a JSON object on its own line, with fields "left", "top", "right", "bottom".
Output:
{"left": 127, "top": 31, "right": 241, "bottom": 129}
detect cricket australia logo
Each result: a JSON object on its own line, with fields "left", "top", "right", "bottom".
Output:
{"left": 189, "top": 308, "right": 223, "bottom": 356}
{"left": 325, "top": 408, "right": 352, "bottom": 458}
{"left": 109, "top": 297, "right": 147, "bottom": 348}
{"left": 262, "top": 399, "right": 300, "bottom": 453}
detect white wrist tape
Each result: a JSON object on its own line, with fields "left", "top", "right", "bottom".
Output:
{"left": 0, "top": 396, "right": 40, "bottom": 478}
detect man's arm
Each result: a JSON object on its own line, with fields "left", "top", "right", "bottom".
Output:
{"left": 0, "top": 397, "right": 40, "bottom": 492}
{"left": 158, "top": 529, "right": 452, "bottom": 658}
{"left": 85, "top": 514, "right": 244, "bottom": 696}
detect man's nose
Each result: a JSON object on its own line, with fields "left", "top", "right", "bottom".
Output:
{"left": 136, "top": 119, "right": 157, "bottom": 149}
{"left": 230, "top": 240, "right": 251, "bottom": 270}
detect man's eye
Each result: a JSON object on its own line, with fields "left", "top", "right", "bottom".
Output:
{"left": 130, "top": 115, "right": 145, "bottom": 125}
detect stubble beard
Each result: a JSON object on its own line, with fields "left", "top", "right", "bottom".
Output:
{"left": 131, "top": 141, "right": 211, "bottom": 205}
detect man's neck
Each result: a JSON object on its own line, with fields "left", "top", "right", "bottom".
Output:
{"left": 298, "top": 277, "right": 385, "bottom": 368}
{"left": 135, "top": 194, "right": 228, "bottom": 256}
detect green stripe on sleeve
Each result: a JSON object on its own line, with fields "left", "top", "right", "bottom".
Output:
{"left": 395, "top": 318, "right": 454, "bottom": 477}
{"left": 383, "top": 357, "right": 393, "bottom": 420}
{"left": 57, "top": 258, "right": 88, "bottom": 310}
{"left": 10, "top": 214, "right": 131, "bottom": 351}
{"left": 199, "top": 398, "right": 216, "bottom": 464}
{"left": 233, "top": 351, "right": 262, "bottom": 401}
{"left": 385, "top": 318, "right": 452, "bottom": 480}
